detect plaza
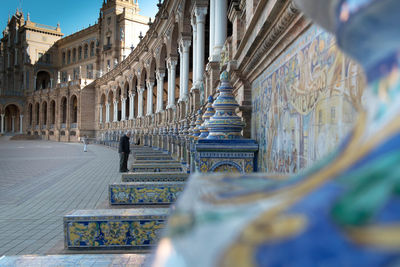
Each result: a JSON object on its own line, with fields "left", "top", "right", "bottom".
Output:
{"left": 0, "top": 136, "right": 125, "bottom": 256}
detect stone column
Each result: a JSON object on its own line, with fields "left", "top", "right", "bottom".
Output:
{"left": 105, "top": 103, "right": 110, "bottom": 123}
{"left": 129, "top": 92, "right": 135, "bottom": 119}
{"left": 19, "top": 115, "right": 23, "bottom": 134}
{"left": 191, "top": 19, "right": 197, "bottom": 89}
{"left": 167, "top": 57, "right": 178, "bottom": 109}
{"left": 178, "top": 44, "right": 184, "bottom": 102}
{"left": 181, "top": 39, "right": 191, "bottom": 102}
{"left": 213, "top": 0, "right": 227, "bottom": 61}
{"left": 99, "top": 105, "right": 103, "bottom": 123}
{"left": 11, "top": 116, "right": 15, "bottom": 133}
{"left": 195, "top": 6, "right": 208, "bottom": 87}
{"left": 113, "top": 100, "right": 118, "bottom": 122}
{"left": 146, "top": 80, "right": 154, "bottom": 115}
{"left": 121, "top": 97, "right": 127, "bottom": 121}
{"left": 138, "top": 86, "right": 145, "bottom": 117}
{"left": 156, "top": 70, "right": 165, "bottom": 113}
{"left": 34, "top": 77, "right": 37, "bottom": 90}
{"left": 0, "top": 114, "right": 4, "bottom": 134}
{"left": 209, "top": 0, "right": 216, "bottom": 60}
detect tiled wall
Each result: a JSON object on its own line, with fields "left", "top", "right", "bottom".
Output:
{"left": 251, "top": 25, "right": 365, "bottom": 173}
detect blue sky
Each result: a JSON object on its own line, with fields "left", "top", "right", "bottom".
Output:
{"left": 1, "top": 0, "right": 159, "bottom": 37}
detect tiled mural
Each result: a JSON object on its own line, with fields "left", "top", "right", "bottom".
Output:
{"left": 252, "top": 25, "right": 366, "bottom": 173}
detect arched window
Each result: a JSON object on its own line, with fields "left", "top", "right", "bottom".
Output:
{"left": 35, "top": 103, "right": 40, "bottom": 124}
{"left": 61, "top": 98, "right": 67, "bottom": 124}
{"left": 62, "top": 52, "right": 66, "bottom": 65}
{"left": 71, "top": 96, "right": 78, "bottom": 123}
{"left": 29, "top": 104, "right": 33, "bottom": 126}
{"left": 72, "top": 48, "right": 76, "bottom": 62}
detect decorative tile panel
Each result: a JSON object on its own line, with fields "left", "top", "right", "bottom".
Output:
{"left": 109, "top": 182, "right": 185, "bottom": 205}
{"left": 64, "top": 208, "right": 169, "bottom": 249}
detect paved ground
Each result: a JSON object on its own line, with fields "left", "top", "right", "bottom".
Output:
{"left": 0, "top": 136, "right": 129, "bottom": 256}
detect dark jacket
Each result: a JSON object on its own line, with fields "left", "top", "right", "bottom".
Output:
{"left": 118, "top": 135, "right": 130, "bottom": 153}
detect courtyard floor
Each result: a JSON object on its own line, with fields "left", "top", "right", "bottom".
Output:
{"left": 0, "top": 136, "right": 126, "bottom": 256}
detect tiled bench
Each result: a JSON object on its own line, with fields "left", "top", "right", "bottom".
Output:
{"left": 109, "top": 182, "right": 185, "bottom": 205}
{"left": 0, "top": 254, "right": 147, "bottom": 266}
{"left": 122, "top": 172, "right": 189, "bottom": 182}
{"left": 64, "top": 208, "right": 169, "bottom": 249}
{"left": 131, "top": 163, "right": 183, "bottom": 173}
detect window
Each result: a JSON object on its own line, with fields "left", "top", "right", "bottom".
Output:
{"left": 107, "top": 37, "right": 111, "bottom": 45}
{"left": 87, "top": 64, "right": 93, "bottom": 79}
{"left": 38, "top": 52, "right": 43, "bottom": 62}
{"left": 78, "top": 46, "right": 82, "bottom": 60}
{"left": 72, "top": 48, "right": 76, "bottom": 62}
{"left": 90, "top": 42, "right": 95, "bottom": 57}
{"left": 73, "top": 68, "right": 79, "bottom": 80}
{"left": 62, "top": 52, "right": 66, "bottom": 65}
{"left": 107, "top": 60, "right": 111, "bottom": 71}
{"left": 45, "top": 54, "right": 51, "bottom": 64}
{"left": 67, "top": 50, "right": 71, "bottom": 64}
{"left": 84, "top": 44, "right": 88, "bottom": 59}
{"left": 62, "top": 71, "right": 67, "bottom": 82}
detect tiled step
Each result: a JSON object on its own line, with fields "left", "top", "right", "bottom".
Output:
{"left": 109, "top": 182, "right": 185, "bottom": 205}
{"left": 64, "top": 208, "right": 169, "bottom": 249}
{"left": 0, "top": 254, "right": 147, "bottom": 266}
{"left": 131, "top": 163, "right": 183, "bottom": 173}
{"left": 122, "top": 172, "right": 189, "bottom": 182}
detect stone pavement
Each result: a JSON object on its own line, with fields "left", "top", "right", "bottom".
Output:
{"left": 0, "top": 136, "right": 130, "bottom": 256}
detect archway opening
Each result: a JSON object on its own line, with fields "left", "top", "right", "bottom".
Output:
{"left": 36, "top": 71, "right": 51, "bottom": 90}
{"left": 4, "top": 104, "right": 21, "bottom": 133}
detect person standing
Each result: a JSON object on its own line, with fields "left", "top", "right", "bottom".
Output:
{"left": 118, "top": 131, "right": 131, "bottom": 172}
{"left": 83, "top": 135, "right": 89, "bottom": 152}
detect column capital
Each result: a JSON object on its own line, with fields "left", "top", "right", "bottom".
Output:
{"left": 20, "top": 114, "right": 24, "bottom": 118}
{"left": 156, "top": 70, "right": 166, "bottom": 79}
{"left": 121, "top": 97, "right": 127, "bottom": 101}
{"left": 129, "top": 91, "right": 136, "bottom": 97}
{"left": 138, "top": 87, "right": 145, "bottom": 94}
{"left": 195, "top": 6, "right": 208, "bottom": 24}
{"left": 180, "top": 39, "right": 192, "bottom": 53}
{"left": 147, "top": 80, "right": 155, "bottom": 88}
{"left": 167, "top": 57, "right": 178, "bottom": 68}
{"left": 0, "top": 114, "right": 4, "bottom": 117}
{"left": 191, "top": 17, "right": 197, "bottom": 30}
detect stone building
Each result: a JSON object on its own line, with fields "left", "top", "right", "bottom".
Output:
{"left": 0, "top": 0, "right": 148, "bottom": 141}
{"left": 0, "top": 0, "right": 365, "bottom": 173}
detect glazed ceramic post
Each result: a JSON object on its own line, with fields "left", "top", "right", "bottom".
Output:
{"left": 207, "top": 71, "right": 245, "bottom": 139}
{"left": 199, "top": 96, "right": 215, "bottom": 139}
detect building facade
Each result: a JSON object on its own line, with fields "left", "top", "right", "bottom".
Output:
{"left": 0, "top": 0, "right": 365, "bottom": 174}
{"left": 0, "top": 0, "right": 148, "bottom": 141}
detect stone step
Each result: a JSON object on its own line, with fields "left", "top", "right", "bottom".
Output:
{"left": 64, "top": 208, "right": 169, "bottom": 249}
{"left": 122, "top": 172, "right": 189, "bottom": 182}
{"left": 134, "top": 159, "right": 180, "bottom": 164}
{"left": 109, "top": 182, "right": 185, "bottom": 205}
{"left": 0, "top": 254, "right": 147, "bottom": 266}
{"left": 131, "top": 163, "right": 183, "bottom": 173}
{"left": 135, "top": 155, "right": 173, "bottom": 161}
